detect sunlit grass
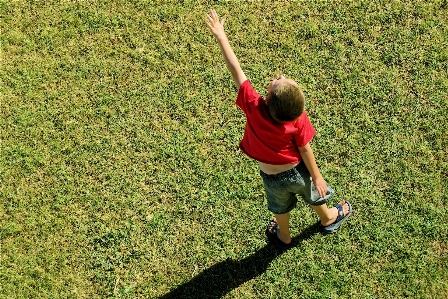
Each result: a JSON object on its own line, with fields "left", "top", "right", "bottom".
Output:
{"left": 1, "top": 0, "right": 447, "bottom": 298}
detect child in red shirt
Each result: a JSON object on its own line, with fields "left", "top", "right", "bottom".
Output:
{"left": 207, "top": 10, "right": 352, "bottom": 250}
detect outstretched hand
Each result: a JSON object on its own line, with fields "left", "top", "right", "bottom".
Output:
{"left": 206, "top": 9, "right": 226, "bottom": 38}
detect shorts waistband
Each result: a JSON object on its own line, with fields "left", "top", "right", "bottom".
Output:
{"left": 260, "top": 161, "right": 304, "bottom": 180}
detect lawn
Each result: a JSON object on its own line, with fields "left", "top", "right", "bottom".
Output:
{"left": 1, "top": 0, "right": 447, "bottom": 298}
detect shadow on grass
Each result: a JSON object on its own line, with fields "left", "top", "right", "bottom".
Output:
{"left": 159, "top": 222, "right": 320, "bottom": 299}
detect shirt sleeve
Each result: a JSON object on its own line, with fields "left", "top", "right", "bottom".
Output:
{"left": 294, "top": 112, "right": 316, "bottom": 147}
{"left": 236, "top": 80, "right": 261, "bottom": 113}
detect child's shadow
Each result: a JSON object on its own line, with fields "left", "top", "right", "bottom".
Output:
{"left": 158, "top": 222, "right": 320, "bottom": 299}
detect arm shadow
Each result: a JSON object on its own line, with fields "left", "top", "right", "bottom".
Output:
{"left": 158, "top": 222, "right": 320, "bottom": 299}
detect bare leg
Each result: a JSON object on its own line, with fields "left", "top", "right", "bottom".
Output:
{"left": 310, "top": 200, "right": 350, "bottom": 226}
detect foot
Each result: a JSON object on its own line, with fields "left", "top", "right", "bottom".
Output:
{"left": 267, "top": 218, "right": 291, "bottom": 245}
{"left": 320, "top": 200, "right": 353, "bottom": 234}
{"left": 320, "top": 200, "right": 350, "bottom": 227}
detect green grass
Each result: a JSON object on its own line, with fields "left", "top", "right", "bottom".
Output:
{"left": 1, "top": 0, "right": 447, "bottom": 298}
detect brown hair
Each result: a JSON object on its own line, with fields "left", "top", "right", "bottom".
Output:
{"left": 267, "top": 82, "right": 305, "bottom": 122}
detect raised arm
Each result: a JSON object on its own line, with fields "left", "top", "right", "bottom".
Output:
{"left": 206, "top": 9, "right": 247, "bottom": 89}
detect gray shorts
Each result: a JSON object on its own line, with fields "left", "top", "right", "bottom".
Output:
{"left": 260, "top": 161, "right": 335, "bottom": 214}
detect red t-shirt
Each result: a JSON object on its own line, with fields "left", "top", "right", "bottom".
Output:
{"left": 236, "top": 80, "right": 316, "bottom": 165}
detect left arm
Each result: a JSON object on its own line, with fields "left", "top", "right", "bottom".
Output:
{"left": 298, "top": 143, "right": 327, "bottom": 198}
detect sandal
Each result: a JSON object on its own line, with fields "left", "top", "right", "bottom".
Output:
{"left": 265, "top": 219, "right": 293, "bottom": 250}
{"left": 320, "top": 200, "right": 352, "bottom": 234}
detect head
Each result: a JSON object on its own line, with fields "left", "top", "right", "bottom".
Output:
{"left": 266, "top": 75, "right": 305, "bottom": 123}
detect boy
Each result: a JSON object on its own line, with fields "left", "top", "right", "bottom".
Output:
{"left": 206, "top": 10, "right": 352, "bottom": 250}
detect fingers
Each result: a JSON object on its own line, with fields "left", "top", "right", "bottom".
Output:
{"left": 206, "top": 13, "right": 213, "bottom": 23}
{"left": 317, "top": 185, "right": 326, "bottom": 198}
{"left": 320, "top": 189, "right": 326, "bottom": 198}
{"left": 207, "top": 9, "right": 221, "bottom": 23}
{"left": 210, "top": 9, "right": 218, "bottom": 20}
